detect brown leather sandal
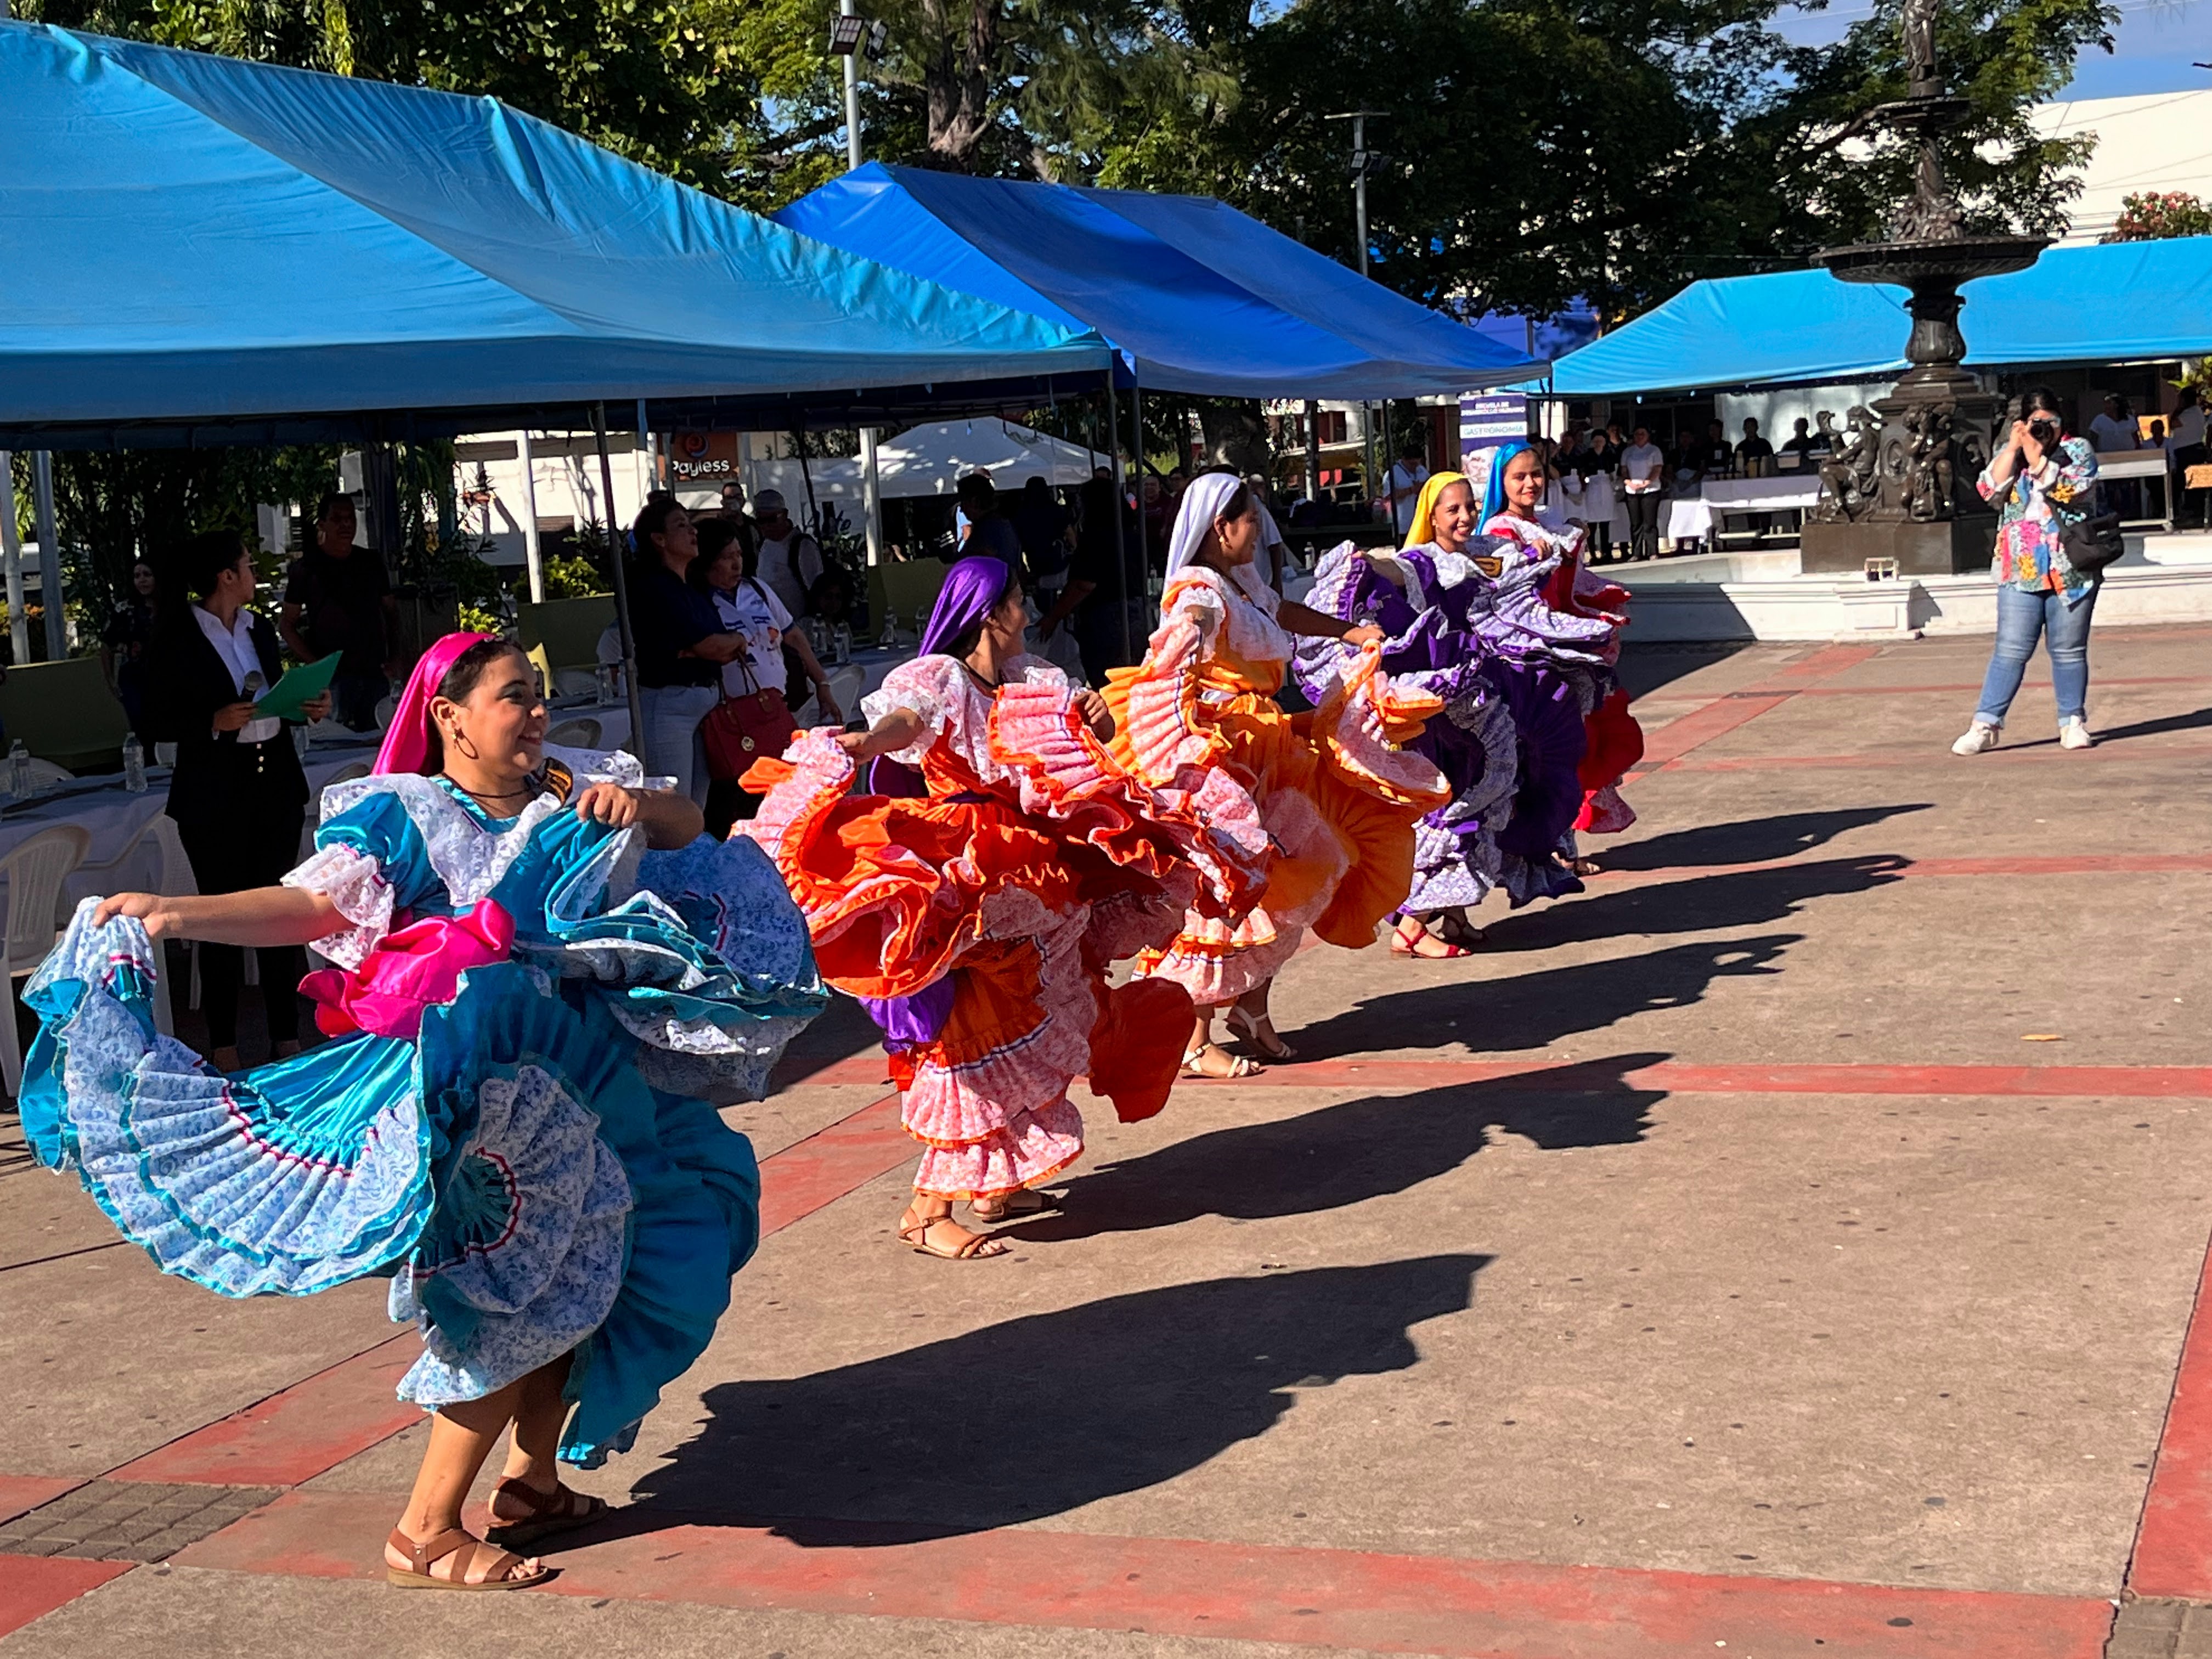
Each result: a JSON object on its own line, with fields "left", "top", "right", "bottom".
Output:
{"left": 899, "top": 1209, "right": 1009, "bottom": 1260}
{"left": 485, "top": 1478, "right": 611, "bottom": 1548}
{"left": 385, "top": 1526, "right": 553, "bottom": 1592}
{"left": 968, "top": 1189, "right": 1054, "bottom": 1223}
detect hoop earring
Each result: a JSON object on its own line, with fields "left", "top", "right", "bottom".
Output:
{"left": 451, "top": 728, "right": 481, "bottom": 762}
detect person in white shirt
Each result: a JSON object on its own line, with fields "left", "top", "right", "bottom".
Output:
{"left": 752, "top": 489, "right": 825, "bottom": 620}
{"left": 2170, "top": 393, "right": 2209, "bottom": 528}
{"left": 2088, "top": 395, "right": 2137, "bottom": 454}
{"left": 692, "top": 518, "right": 839, "bottom": 834}
{"left": 1619, "top": 425, "right": 1666, "bottom": 561}
{"left": 1381, "top": 439, "right": 1430, "bottom": 538}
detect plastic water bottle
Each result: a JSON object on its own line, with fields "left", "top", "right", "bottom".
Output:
{"left": 122, "top": 733, "right": 147, "bottom": 793}
{"left": 878, "top": 608, "right": 897, "bottom": 648}
{"left": 9, "top": 741, "right": 31, "bottom": 800}
{"left": 833, "top": 622, "right": 851, "bottom": 665}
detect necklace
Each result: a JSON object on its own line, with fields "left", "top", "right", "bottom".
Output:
{"left": 439, "top": 771, "right": 537, "bottom": 810}
{"left": 961, "top": 660, "right": 1003, "bottom": 692}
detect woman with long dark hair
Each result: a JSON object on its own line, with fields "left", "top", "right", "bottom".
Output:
{"left": 1953, "top": 386, "right": 2105, "bottom": 754}
{"left": 144, "top": 529, "right": 329, "bottom": 1069}
{"left": 25, "top": 631, "right": 823, "bottom": 1588}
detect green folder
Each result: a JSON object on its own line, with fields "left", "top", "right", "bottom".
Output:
{"left": 255, "top": 650, "right": 345, "bottom": 721}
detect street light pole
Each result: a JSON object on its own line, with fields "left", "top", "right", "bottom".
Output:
{"left": 840, "top": 0, "right": 885, "bottom": 569}
{"left": 1328, "top": 109, "right": 1387, "bottom": 524}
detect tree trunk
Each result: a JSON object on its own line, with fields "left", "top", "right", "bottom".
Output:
{"left": 917, "top": 0, "right": 999, "bottom": 170}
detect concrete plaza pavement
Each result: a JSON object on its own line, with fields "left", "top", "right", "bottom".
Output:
{"left": 4, "top": 623, "right": 2211, "bottom": 1657}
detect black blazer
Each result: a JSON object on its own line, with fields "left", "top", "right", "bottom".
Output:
{"left": 144, "top": 608, "right": 310, "bottom": 830}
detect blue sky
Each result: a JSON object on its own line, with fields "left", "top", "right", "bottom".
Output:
{"left": 1773, "top": 0, "right": 2209, "bottom": 98}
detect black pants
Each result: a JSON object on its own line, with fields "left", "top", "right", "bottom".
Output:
{"left": 178, "top": 811, "right": 306, "bottom": 1051}
{"left": 1624, "top": 492, "right": 1661, "bottom": 561}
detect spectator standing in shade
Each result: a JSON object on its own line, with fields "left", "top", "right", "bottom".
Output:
{"left": 1382, "top": 438, "right": 1431, "bottom": 538}
{"left": 2167, "top": 391, "right": 2207, "bottom": 528}
{"left": 1620, "top": 426, "right": 1666, "bottom": 562}
{"left": 280, "top": 493, "right": 397, "bottom": 730}
{"left": 955, "top": 472, "right": 1024, "bottom": 572}
{"left": 2089, "top": 396, "right": 2139, "bottom": 518}
{"left": 1580, "top": 426, "right": 1620, "bottom": 559}
{"left": 100, "top": 558, "right": 160, "bottom": 734}
{"left": 1701, "top": 419, "right": 1735, "bottom": 479}
{"left": 148, "top": 529, "right": 330, "bottom": 1070}
{"left": 1037, "top": 475, "right": 1146, "bottom": 684}
{"left": 1012, "top": 476, "right": 1074, "bottom": 600}
{"left": 1780, "top": 417, "right": 1821, "bottom": 469}
{"left": 1736, "top": 417, "right": 1778, "bottom": 536}
{"left": 752, "top": 489, "right": 823, "bottom": 620}
{"left": 627, "top": 499, "right": 723, "bottom": 806}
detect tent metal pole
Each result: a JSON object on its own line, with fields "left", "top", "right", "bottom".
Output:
{"left": 0, "top": 454, "right": 26, "bottom": 664}
{"left": 859, "top": 427, "right": 883, "bottom": 568}
{"left": 593, "top": 403, "right": 646, "bottom": 755}
{"left": 1129, "top": 374, "right": 1148, "bottom": 603}
{"left": 1103, "top": 378, "right": 1131, "bottom": 666}
{"left": 32, "top": 452, "right": 62, "bottom": 661}
{"left": 518, "top": 428, "right": 545, "bottom": 603}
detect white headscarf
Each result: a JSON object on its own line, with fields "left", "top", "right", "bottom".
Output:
{"left": 1165, "top": 472, "right": 1273, "bottom": 605}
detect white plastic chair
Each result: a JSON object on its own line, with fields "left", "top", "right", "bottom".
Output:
{"left": 0, "top": 824, "right": 93, "bottom": 1097}
{"left": 66, "top": 813, "right": 194, "bottom": 1039}
{"left": 299, "top": 760, "right": 373, "bottom": 864}
{"left": 546, "top": 717, "right": 601, "bottom": 750}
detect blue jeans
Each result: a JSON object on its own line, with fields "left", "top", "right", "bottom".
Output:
{"left": 639, "top": 682, "right": 718, "bottom": 806}
{"left": 1974, "top": 581, "right": 2099, "bottom": 725}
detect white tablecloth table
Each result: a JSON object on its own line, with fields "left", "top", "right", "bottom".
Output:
{"left": 1663, "top": 476, "right": 1824, "bottom": 541}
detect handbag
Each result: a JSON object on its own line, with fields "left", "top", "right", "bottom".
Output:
{"left": 701, "top": 647, "right": 798, "bottom": 782}
{"left": 2060, "top": 509, "right": 2126, "bottom": 575}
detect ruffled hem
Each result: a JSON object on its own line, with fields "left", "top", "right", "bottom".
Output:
{"left": 913, "top": 1094, "right": 1086, "bottom": 1200}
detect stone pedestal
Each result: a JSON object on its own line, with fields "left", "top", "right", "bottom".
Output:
{"left": 1801, "top": 516, "right": 1994, "bottom": 576}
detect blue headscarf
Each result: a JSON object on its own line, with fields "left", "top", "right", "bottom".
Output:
{"left": 1477, "top": 439, "right": 1535, "bottom": 525}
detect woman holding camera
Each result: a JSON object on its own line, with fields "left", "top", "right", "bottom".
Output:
{"left": 1954, "top": 387, "right": 2104, "bottom": 755}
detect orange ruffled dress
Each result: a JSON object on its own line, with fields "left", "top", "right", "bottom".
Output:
{"left": 741, "top": 654, "right": 1267, "bottom": 1200}
{"left": 1103, "top": 566, "right": 1449, "bottom": 1007}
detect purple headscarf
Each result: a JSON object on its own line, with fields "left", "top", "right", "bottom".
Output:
{"left": 920, "top": 555, "right": 1018, "bottom": 657}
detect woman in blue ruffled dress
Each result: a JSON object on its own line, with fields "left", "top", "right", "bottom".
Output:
{"left": 23, "top": 633, "right": 823, "bottom": 1591}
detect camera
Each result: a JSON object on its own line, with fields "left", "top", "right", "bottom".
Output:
{"left": 2027, "top": 416, "right": 2060, "bottom": 443}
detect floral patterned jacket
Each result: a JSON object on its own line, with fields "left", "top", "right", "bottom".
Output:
{"left": 1977, "top": 435, "right": 2101, "bottom": 604}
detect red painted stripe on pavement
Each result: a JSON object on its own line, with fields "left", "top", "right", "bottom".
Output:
{"left": 176, "top": 1488, "right": 2113, "bottom": 1659}
{"left": 1781, "top": 673, "right": 2212, "bottom": 697}
{"left": 1200, "top": 1057, "right": 2212, "bottom": 1099}
{"left": 1659, "top": 741, "right": 2212, "bottom": 773}
{"left": 1633, "top": 693, "right": 1790, "bottom": 769}
{"left": 757, "top": 1093, "right": 909, "bottom": 1234}
{"left": 108, "top": 1088, "right": 917, "bottom": 1488}
{"left": 1756, "top": 642, "right": 1886, "bottom": 684}
{"left": 110, "top": 1335, "right": 421, "bottom": 1487}
{"left": 0, "top": 1476, "right": 81, "bottom": 1528}
{"left": 1584, "top": 851, "right": 2212, "bottom": 882}
{"left": 2126, "top": 1227, "right": 2212, "bottom": 1599}
{"left": 0, "top": 1558, "right": 133, "bottom": 1640}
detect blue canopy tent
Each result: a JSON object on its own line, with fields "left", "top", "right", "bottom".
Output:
{"left": 1544, "top": 237, "right": 2212, "bottom": 396}
{"left": 775, "top": 163, "right": 1544, "bottom": 399}
{"left": 0, "top": 22, "right": 1111, "bottom": 449}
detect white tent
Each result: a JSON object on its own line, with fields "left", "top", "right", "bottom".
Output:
{"left": 725, "top": 419, "right": 1106, "bottom": 511}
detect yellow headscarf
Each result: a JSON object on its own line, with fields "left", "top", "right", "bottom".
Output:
{"left": 1403, "top": 469, "right": 1477, "bottom": 550}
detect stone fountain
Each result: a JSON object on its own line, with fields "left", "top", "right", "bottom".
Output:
{"left": 1797, "top": 0, "right": 2050, "bottom": 575}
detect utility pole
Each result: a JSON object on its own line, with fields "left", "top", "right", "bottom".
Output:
{"left": 834, "top": 0, "right": 885, "bottom": 571}
{"left": 1327, "top": 110, "right": 1387, "bottom": 524}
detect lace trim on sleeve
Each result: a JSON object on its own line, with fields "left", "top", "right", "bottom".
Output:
{"left": 860, "top": 654, "right": 970, "bottom": 767}
{"left": 282, "top": 843, "right": 394, "bottom": 970}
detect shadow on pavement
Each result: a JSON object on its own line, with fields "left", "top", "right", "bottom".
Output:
{"left": 624, "top": 1254, "right": 1487, "bottom": 1542}
{"left": 1290, "top": 932, "right": 1797, "bottom": 1060}
{"left": 1476, "top": 856, "right": 1908, "bottom": 954}
{"left": 1595, "top": 805, "right": 1931, "bottom": 872}
{"left": 2089, "top": 706, "right": 2212, "bottom": 744}
{"left": 1616, "top": 640, "right": 1753, "bottom": 699}
{"left": 765, "top": 991, "right": 881, "bottom": 1088}
{"left": 1005, "top": 1053, "right": 1667, "bottom": 1243}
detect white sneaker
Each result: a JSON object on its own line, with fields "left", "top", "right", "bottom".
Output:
{"left": 1951, "top": 721, "right": 2001, "bottom": 755}
{"left": 2059, "top": 717, "right": 2095, "bottom": 750}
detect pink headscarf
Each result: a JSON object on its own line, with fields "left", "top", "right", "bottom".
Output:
{"left": 373, "top": 631, "right": 498, "bottom": 775}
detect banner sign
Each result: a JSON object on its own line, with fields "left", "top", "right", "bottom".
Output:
{"left": 669, "top": 430, "right": 741, "bottom": 482}
{"left": 1459, "top": 393, "right": 1527, "bottom": 462}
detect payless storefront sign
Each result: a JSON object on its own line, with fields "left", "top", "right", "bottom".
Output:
{"left": 670, "top": 431, "right": 741, "bottom": 481}
{"left": 1459, "top": 393, "right": 1527, "bottom": 464}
